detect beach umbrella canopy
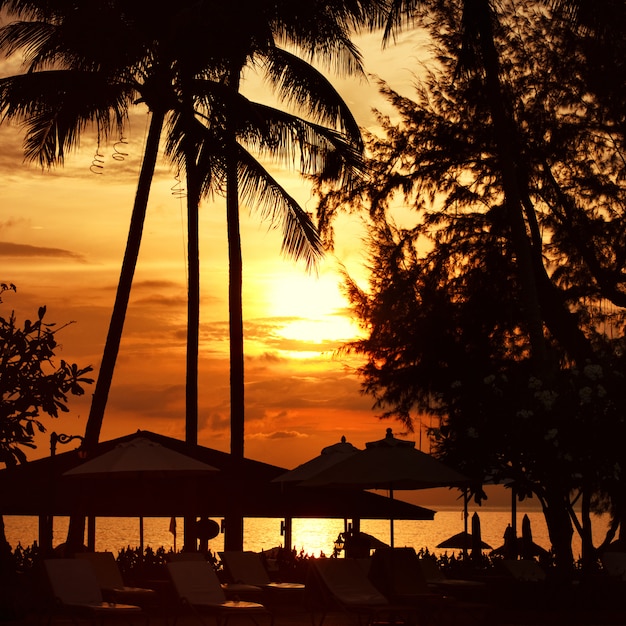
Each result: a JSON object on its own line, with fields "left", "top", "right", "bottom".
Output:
{"left": 303, "top": 428, "right": 469, "bottom": 546}
{"left": 436, "top": 531, "right": 492, "bottom": 551}
{"left": 304, "top": 429, "right": 469, "bottom": 491}
{"left": 64, "top": 437, "right": 219, "bottom": 477}
{"left": 491, "top": 521, "right": 549, "bottom": 559}
{"left": 272, "top": 436, "right": 361, "bottom": 483}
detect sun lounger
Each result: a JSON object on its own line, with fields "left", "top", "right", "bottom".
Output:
{"left": 308, "top": 557, "right": 416, "bottom": 626}
{"left": 44, "top": 558, "right": 144, "bottom": 624}
{"left": 371, "top": 548, "right": 489, "bottom": 625}
{"left": 499, "top": 559, "right": 547, "bottom": 582}
{"left": 169, "top": 552, "right": 264, "bottom": 602}
{"left": 219, "top": 551, "right": 305, "bottom": 596}
{"left": 600, "top": 552, "right": 626, "bottom": 581}
{"left": 76, "top": 551, "right": 158, "bottom": 607}
{"left": 167, "top": 559, "right": 273, "bottom": 626}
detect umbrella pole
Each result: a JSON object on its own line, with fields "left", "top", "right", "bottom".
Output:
{"left": 139, "top": 516, "right": 144, "bottom": 555}
{"left": 389, "top": 488, "right": 395, "bottom": 548}
{"left": 463, "top": 489, "right": 469, "bottom": 561}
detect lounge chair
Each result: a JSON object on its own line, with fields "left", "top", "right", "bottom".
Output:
{"left": 169, "top": 552, "right": 264, "bottom": 602}
{"left": 600, "top": 552, "right": 626, "bottom": 581}
{"left": 166, "top": 559, "right": 273, "bottom": 626}
{"left": 499, "top": 559, "right": 547, "bottom": 582}
{"left": 494, "top": 559, "right": 553, "bottom": 613}
{"left": 417, "top": 557, "right": 487, "bottom": 596}
{"left": 219, "top": 551, "right": 305, "bottom": 594}
{"left": 43, "top": 558, "right": 144, "bottom": 624}
{"left": 76, "top": 551, "right": 158, "bottom": 607}
{"left": 308, "top": 557, "right": 416, "bottom": 626}
{"left": 167, "top": 553, "right": 208, "bottom": 562}
{"left": 371, "top": 548, "right": 489, "bottom": 625}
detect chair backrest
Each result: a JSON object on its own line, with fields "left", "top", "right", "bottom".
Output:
{"left": 219, "top": 551, "right": 271, "bottom": 586}
{"left": 311, "top": 558, "right": 388, "bottom": 606}
{"left": 167, "top": 560, "right": 227, "bottom": 606}
{"left": 600, "top": 552, "right": 626, "bottom": 580}
{"left": 416, "top": 558, "right": 447, "bottom": 582}
{"left": 76, "top": 551, "right": 125, "bottom": 590}
{"left": 44, "top": 558, "right": 103, "bottom": 605}
{"left": 370, "top": 547, "right": 429, "bottom": 597}
{"left": 167, "top": 552, "right": 207, "bottom": 562}
{"left": 501, "top": 559, "right": 547, "bottom": 582}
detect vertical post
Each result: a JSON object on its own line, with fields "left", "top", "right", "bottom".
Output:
{"left": 87, "top": 516, "right": 96, "bottom": 551}
{"left": 281, "top": 518, "right": 293, "bottom": 552}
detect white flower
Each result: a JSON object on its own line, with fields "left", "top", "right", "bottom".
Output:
{"left": 466, "top": 427, "right": 479, "bottom": 438}
{"left": 483, "top": 375, "right": 496, "bottom": 385}
{"left": 516, "top": 409, "right": 534, "bottom": 419}
{"left": 545, "top": 428, "right": 558, "bottom": 441}
{"left": 596, "top": 385, "right": 607, "bottom": 398}
{"left": 535, "top": 389, "right": 558, "bottom": 410}
{"left": 579, "top": 387, "right": 593, "bottom": 403}
{"left": 583, "top": 364, "right": 603, "bottom": 381}
{"left": 451, "top": 380, "right": 462, "bottom": 389}
{"left": 528, "top": 376, "right": 543, "bottom": 390}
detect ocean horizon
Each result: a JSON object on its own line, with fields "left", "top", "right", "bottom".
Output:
{"left": 4, "top": 507, "right": 610, "bottom": 560}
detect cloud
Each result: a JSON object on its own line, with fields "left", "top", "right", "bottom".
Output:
{"left": 0, "top": 241, "right": 87, "bottom": 262}
{"left": 248, "top": 430, "right": 309, "bottom": 440}
{"left": 0, "top": 217, "right": 29, "bottom": 232}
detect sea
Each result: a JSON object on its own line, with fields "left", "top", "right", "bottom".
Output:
{"left": 3, "top": 509, "right": 611, "bottom": 560}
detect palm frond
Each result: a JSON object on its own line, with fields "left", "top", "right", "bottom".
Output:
{"left": 0, "top": 70, "right": 133, "bottom": 165}
{"left": 381, "top": 0, "right": 421, "bottom": 46}
{"left": 263, "top": 46, "right": 363, "bottom": 146}
{"left": 0, "top": 20, "right": 57, "bottom": 63}
{"left": 236, "top": 144, "right": 324, "bottom": 272}
{"left": 239, "top": 100, "right": 365, "bottom": 187}
{"left": 188, "top": 78, "right": 364, "bottom": 186}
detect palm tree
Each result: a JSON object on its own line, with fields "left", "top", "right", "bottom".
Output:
{"left": 163, "top": 1, "right": 378, "bottom": 549}
{"left": 0, "top": 0, "right": 369, "bottom": 445}
{"left": 0, "top": 0, "right": 378, "bottom": 550}
{"left": 0, "top": 0, "right": 182, "bottom": 454}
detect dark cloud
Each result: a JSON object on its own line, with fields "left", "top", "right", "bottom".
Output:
{"left": 132, "top": 279, "right": 182, "bottom": 291}
{"left": 133, "top": 294, "right": 185, "bottom": 307}
{"left": 0, "top": 217, "right": 29, "bottom": 232}
{"left": 0, "top": 241, "right": 87, "bottom": 262}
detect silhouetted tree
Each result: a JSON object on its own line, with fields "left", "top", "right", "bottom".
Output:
{"left": 0, "top": 285, "right": 93, "bottom": 567}
{"left": 321, "top": 0, "right": 626, "bottom": 574}
{"left": 0, "top": 0, "right": 368, "bottom": 451}
{"left": 0, "top": 0, "right": 375, "bottom": 551}
{"left": 0, "top": 286, "right": 94, "bottom": 467}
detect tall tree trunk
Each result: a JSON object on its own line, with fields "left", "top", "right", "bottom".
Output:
{"left": 83, "top": 109, "right": 167, "bottom": 448}
{"left": 223, "top": 64, "right": 245, "bottom": 551}
{"left": 183, "top": 142, "right": 201, "bottom": 552}
{"left": 227, "top": 155, "right": 245, "bottom": 463}
{"left": 543, "top": 491, "right": 575, "bottom": 576}
{"left": 186, "top": 162, "right": 200, "bottom": 447}
{"left": 469, "top": 0, "right": 550, "bottom": 376}
{"left": 67, "top": 110, "right": 165, "bottom": 554}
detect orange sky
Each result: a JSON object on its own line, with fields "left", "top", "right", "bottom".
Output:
{"left": 0, "top": 24, "right": 513, "bottom": 510}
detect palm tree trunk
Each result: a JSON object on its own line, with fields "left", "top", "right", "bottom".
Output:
{"left": 83, "top": 109, "right": 166, "bottom": 448}
{"left": 223, "top": 62, "right": 245, "bottom": 551}
{"left": 227, "top": 154, "right": 245, "bottom": 462}
{"left": 66, "top": 109, "right": 166, "bottom": 554}
{"left": 186, "top": 162, "right": 200, "bottom": 447}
